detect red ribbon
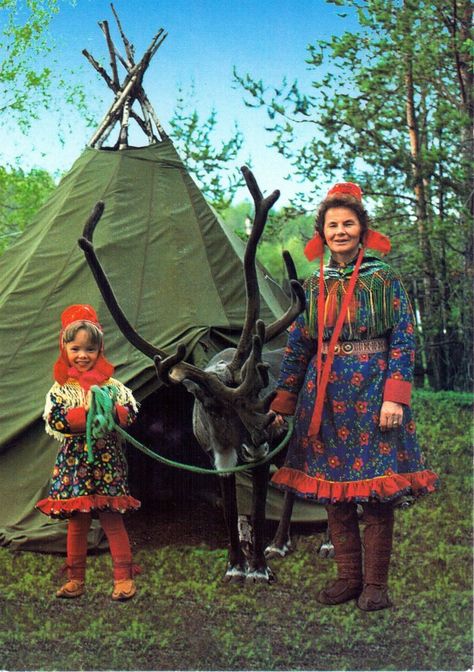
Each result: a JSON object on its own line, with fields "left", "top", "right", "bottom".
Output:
{"left": 309, "top": 247, "right": 365, "bottom": 437}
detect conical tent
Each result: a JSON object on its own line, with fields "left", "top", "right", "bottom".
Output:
{"left": 0, "top": 14, "right": 290, "bottom": 551}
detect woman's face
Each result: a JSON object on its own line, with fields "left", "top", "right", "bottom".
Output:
{"left": 323, "top": 206, "right": 363, "bottom": 263}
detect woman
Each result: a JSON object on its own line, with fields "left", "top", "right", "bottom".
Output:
{"left": 270, "top": 182, "right": 438, "bottom": 611}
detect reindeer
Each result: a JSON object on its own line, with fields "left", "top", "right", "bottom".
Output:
{"left": 78, "top": 167, "right": 306, "bottom": 582}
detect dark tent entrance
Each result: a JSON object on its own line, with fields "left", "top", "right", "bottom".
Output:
{"left": 126, "top": 385, "right": 220, "bottom": 510}
{"left": 125, "top": 384, "right": 328, "bottom": 533}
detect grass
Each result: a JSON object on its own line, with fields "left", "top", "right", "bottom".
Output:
{"left": 0, "top": 390, "right": 472, "bottom": 671}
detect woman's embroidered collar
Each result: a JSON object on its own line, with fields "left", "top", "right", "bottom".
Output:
{"left": 328, "top": 253, "right": 359, "bottom": 270}
{"left": 323, "top": 253, "right": 386, "bottom": 279}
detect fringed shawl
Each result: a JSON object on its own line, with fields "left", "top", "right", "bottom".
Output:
{"left": 44, "top": 377, "right": 138, "bottom": 442}
{"left": 305, "top": 256, "right": 398, "bottom": 342}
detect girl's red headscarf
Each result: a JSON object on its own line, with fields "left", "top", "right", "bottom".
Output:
{"left": 53, "top": 304, "right": 114, "bottom": 390}
{"left": 302, "top": 183, "right": 391, "bottom": 437}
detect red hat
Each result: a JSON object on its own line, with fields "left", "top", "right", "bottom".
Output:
{"left": 327, "top": 181, "right": 363, "bottom": 201}
{"left": 60, "top": 304, "right": 102, "bottom": 330}
{"left": 53, "top": 304, "right": 114, "bottom": 389}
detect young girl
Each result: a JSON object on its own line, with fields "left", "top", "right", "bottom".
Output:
{"left": 36, "top": 304, "right": 141, "bottom": 601}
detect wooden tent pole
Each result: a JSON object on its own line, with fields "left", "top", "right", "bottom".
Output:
{"left": 119, "top": 98, "right": 131, "bottom": 149}
{"left": 136, "top": 94, "right": 156, "bottom": 141}
{"left": 141, "top": 93, "right": 168, "bottom": 140}
{"left": 111, "top": 3, "right": 135, "bottom": 66}
{"left": 99, "top": 20, "right": 120, "bottom": 87}
{"left": 82, "top": 49, "right": 115, "bottom": 90}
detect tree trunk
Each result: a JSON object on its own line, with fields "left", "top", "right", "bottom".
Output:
{"left": 404, "top": 54, "right": 442, "bottom": 389}
{"left": 457, "top": 0, "right": 474, "bottom": 390}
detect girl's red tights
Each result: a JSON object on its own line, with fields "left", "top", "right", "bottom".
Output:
{"left": 66, "top": 511, "right": 132, "bottom": 581}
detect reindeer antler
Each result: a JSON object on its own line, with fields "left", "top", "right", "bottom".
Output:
{"left": 264, "top": 251, "right": 306, "bottom": 343}
{"left": 228, "top": 166, "right": 280, "bottom": 375}
{"left": 228, "top": 167, "right": 305, "bottom": 371}
{"left": 153, "top": 167, "right": 305, "bottom": 396}
{"left": 78, "top": 201, "right": 167, "bottom": 360}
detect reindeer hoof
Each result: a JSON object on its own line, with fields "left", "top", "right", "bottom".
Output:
{"left": 223, "top": 563, "right": 247, "bottom": 583}
{"left": 264, "top": 540, "right": 293, "bottom": 559}
{"left": 245, "top": 566, "right": 276, "bottom": 584}
{"left": 318, "top": 540, "right": 335, "bottom": 559}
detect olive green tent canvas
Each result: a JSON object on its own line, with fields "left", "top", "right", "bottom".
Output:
{"left": 0, "top": 139, "right": 294, "bottom": 551}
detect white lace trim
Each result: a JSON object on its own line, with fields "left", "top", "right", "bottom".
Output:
{"left": 43, "top": 378, "right": 138, "bottom": 442}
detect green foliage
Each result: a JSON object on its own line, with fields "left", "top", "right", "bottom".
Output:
{"left": 221, "top": 202, "right": 315, "bottom": 282}
{"left": 169, "top": 86, "right": 245, "bottom": 212}
{"left": 0, "top": 0, "right": 94, "bottom": 134}
{"left": 0, "top": 390, "right": 471, "bottom": 671}
{"left": 234, "top": 0, "right": 473, "bottom": 391}
{"left": 0, "top": 164, "right": 56, "bottom": 252}
{"left": 0, "top": 0, "right": 58, "bottom": 130}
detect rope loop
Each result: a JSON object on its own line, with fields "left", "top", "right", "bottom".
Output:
{"left": 86, "top": 386, "right": 294, "bottom": 474}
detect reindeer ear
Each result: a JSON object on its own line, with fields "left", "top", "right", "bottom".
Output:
{"left": 181, "top": 378, "right": 216, "bottom": 408}
{"left": 181, "top": 378, "right": 204, "bottom": 398}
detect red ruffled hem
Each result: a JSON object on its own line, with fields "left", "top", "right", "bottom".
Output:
{"left": 271, "top": 467, "right": 439, "bottom": 503}
{"left": 36, "top": 494, "right": 141, "bottom": 518}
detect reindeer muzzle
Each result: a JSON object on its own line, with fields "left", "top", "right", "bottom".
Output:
{"left": 241, "top": 441, "right": 270, "bottom": 463}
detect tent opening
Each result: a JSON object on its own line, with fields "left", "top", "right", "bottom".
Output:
{"left": 126, "top": 385, "right": 220, "bottom": 510}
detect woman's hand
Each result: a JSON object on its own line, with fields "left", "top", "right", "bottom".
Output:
{"left": 271, "top": 413, "right": 287, "bottom": 428}
{"left": 379, "top": 401, "right": 404, "bottom": 432}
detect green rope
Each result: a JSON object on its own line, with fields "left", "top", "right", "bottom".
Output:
{"left": 87, "top": 386, "right": 294, "bottom": 475}
{"left": 85, "top": 384, "right": 119, "bottom": 463}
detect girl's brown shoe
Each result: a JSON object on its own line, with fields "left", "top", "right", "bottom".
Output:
{"left": 111, "top": 579, "right": 137, "bottom": 601}
{"left": 56, "top": 579, "right": 85, "bottom": 598}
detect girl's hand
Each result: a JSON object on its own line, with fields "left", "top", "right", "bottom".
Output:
{"left": 84, "top": 390, "right": 92, "bottom": 412}
{"left": 379, "top": 401, "right": 404, "bottom": 432}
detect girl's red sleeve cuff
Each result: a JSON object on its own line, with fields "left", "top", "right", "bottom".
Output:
{"left": 270, "top": 390, "right": 298, "bottom": 415}
{"left": 383, "top": 378, "right": 412, "bottom": 406}
{"left": 115, "top": 404, "right": 130, "bottom": 427}
{"left": 66, "top": 407, "right": 87, "bottom": 433}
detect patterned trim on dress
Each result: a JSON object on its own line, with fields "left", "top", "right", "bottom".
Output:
{"left": 272, "top": 466, "right": 439, "bottom": 503}
{"left": 36, "top": 493, "right": 141, "bottom": 518}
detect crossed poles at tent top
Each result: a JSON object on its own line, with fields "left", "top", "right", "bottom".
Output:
{"left": 83, "top": 4, "right": 168, "bottom": 150}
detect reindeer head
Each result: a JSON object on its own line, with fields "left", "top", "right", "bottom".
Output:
{"left": 78, "top": 167, "right": 305, "bottom": 471}
{"left": 155, "top": 321, "right": 277, "bottom": 469}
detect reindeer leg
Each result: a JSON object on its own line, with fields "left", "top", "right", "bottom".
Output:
{"left": 318, "top": 520, "right": 335, "bottom": 558}
{"left": 265, "top": 490, "right": 295, "bottom": 559}
{"left": 219, "top": 474, "right": 247, "bottom": 583}
{"left": 246, "top": 463, "right": 275, "bottom": 584}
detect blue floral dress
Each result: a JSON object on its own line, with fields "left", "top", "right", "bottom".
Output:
{"left": 271, "top": 255, "right": 439, "bottom": 503}
{"left": 36, "top": 378, "right": 140, "bottom": 518}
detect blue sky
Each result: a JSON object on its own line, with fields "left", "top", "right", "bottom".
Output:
{"left": 2, "top": 0, "right": 358, "bottom": 203}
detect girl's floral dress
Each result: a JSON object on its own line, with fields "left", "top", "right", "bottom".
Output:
{"left": 36, "top": 378, "right": 140, "bottom": 518}
{"left": 271, "top": 255, "right": 439, "bottom": 503}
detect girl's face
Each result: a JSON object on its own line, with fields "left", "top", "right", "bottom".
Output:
{"left": 323, "top": 206, "right": 363, "bottom": 263}
{"left": 64, "top": 328, "right": 100, "bottom": 372}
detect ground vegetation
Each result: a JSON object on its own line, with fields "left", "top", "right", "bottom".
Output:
{"left": 0, "top": 390, "right": 471, "bottom": 671}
